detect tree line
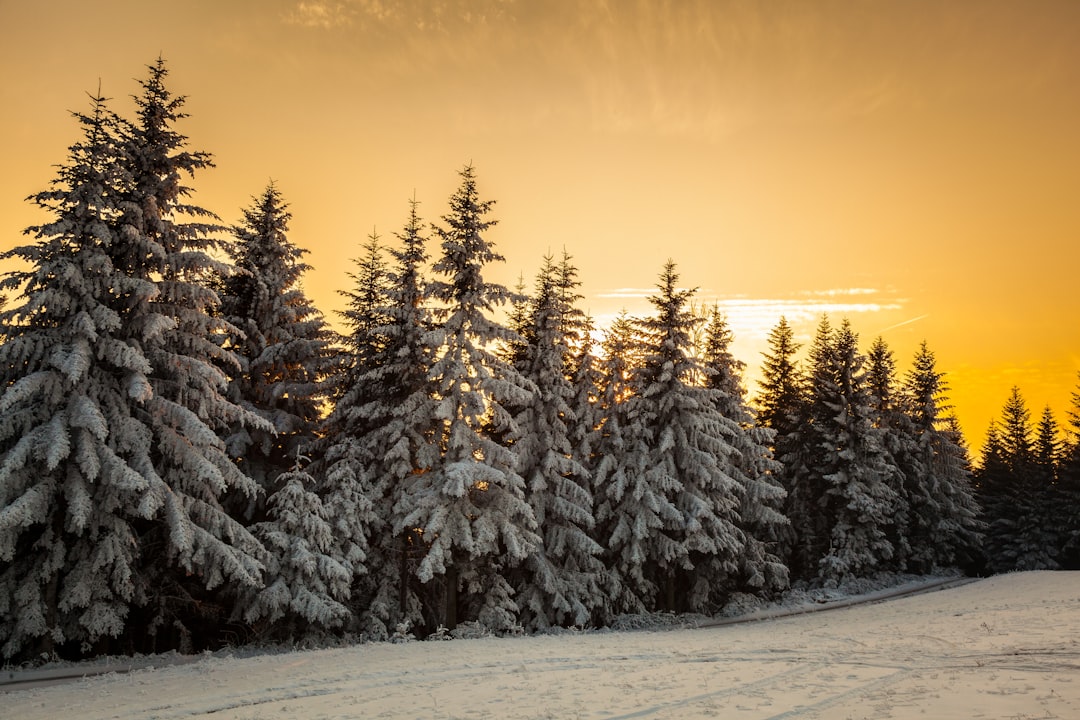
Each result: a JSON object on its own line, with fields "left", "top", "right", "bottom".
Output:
{"left": 1, "top": 60, "right": 1075, "bottom": 663}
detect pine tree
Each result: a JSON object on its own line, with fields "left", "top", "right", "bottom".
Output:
{"left": 0, "top": 61, "right": 269, "bottom": 659}
{"left": 809, "top": 319, "right": 900, "bottom": 584}
{"left": 1058, "top": 375, "right": 1080, "bottom": 569}
{"left": 402, "top": 165, "right": 538, "bottom": 632}
{"left": 111, "top": 59, "right": 269, "bottom": 651}
{"left": 977, "top": 387, "right": 1058, "bottom": 572}
{"left": 220, "top": 183, "right": 334, "bottom": 500}
{"left": 756, "top": 317, "right": 805, "bottom": 438}
{"left": 1034, "top": 406, "right": 1063, "bottom": 484}
{"left": 512, "top": 256, "right": 604, "bottom": 629}
{"left": 700, "top": 307, "right": 788, "bottom": 596}
{"left": 781, "top": 316, "right": 833, "bottom": 579}
{"left": 241, "top": 455, "right": 351, "bottom": 641}
{"left": 566, "top": 314, "right": 603, "bottom": 474}
{"left": 0, "top": 93, "right": 147, "bottom": 660}
{"left": 901, "top": 342, "right": 982, "bottom": 571}
{"left": 866, "top": 337, "right": 915, "bottom": 568}
{"left": 336, "top": 199, "right": 442, "bottom": 639}
{"left": 218, "top": 184, "right": 344, "bottom": 637}
{"left": 592, "top": 311, "right": 659, "bottom": 617}
{"left": 313, "top": 233, "right": 389, "bottom": 631}
{"left": 626, "top": 262, "right": 745, "bottom": 612}
{"left": 754, "top": 316, "right": 806, "bottom": 574}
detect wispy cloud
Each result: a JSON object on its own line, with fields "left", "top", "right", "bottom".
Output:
{"left": 800, "top": 288, "right": 879, "bottom": 297}
{"left": 285, "top": 1, "right": 358, "bottom": 29}
{"left": 590, "top": 287, "right": 907, "bottom": 343}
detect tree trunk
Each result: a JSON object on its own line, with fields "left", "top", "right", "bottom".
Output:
{"left": 398, "top": 534, "right": 409, "bottom": 619}
{"left": 444, "top": 566, "right": 458, "bottom": 630}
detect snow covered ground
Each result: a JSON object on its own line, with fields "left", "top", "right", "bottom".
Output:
{"left": 5, "top": 571, "right": 1079, "bottom": 719}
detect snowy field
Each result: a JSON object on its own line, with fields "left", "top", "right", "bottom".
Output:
{"left": 5, "top": 571, "right": 1079, "bottom": 719}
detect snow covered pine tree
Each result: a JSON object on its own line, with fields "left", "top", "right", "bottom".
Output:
{"left": 402, "top": 165, "right": 539, "bottom": 632}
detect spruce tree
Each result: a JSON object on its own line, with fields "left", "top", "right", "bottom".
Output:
{"left": 700, "top": 307, "right": 788, "bottom": 596}
{"left": 242, "top": 456, "right": 350, "bottom": 640}
{"left": 1034, "top": 406, "right": 1063, "bottom": 485}
{"left": 977, "top": 387, "right": 1058, "bottom": 572}
{"left": 566, "top": 314, "right": 603, "bottom": 474}
{"left": 333, "top": 200, "right": 442, "bottom": 638}
{"left": 218, "top": 183, "right": 344, "bottom": 637}
{"left": 0, "top": 93, "right": 147, "bottom": 660}
{"left": 402, "top": 165, "right": 538, "bottom": 632}
{"left": 112, "top": 59, "right": 270, "bottom": 651}
{"left": 902, "top": 342, "right": 982, "bottom": 571}
{"left": 592, "top": 311, "right": 660, "bottom": 617}
{"left": 314, "top": 233, "right": 389, "bottom": 630}
{"left": 866, "top": 337, "right": 915, "bottom": 567}
{"left": 754, "top": 316, "right": 806, "bottom": 573}
{"left": 626, "top": 261, "right": 745, "bottom": 612}
{"left": 0, "top": 61, "right": 269, "bottom": 659}
{"left": 781, "top": 316, "right": 833, "bottom": 579}
{"left": 512, "top": 256, "right": 603, "bottom": 629}
{"left": 808, "top": 319, "right": 900, "bottom": 583}
{"left": 1058, "top": 375, "right": 1080, "bottom": 569}
{"left": 220, "top": 183, "right": 334, "bottom": 498}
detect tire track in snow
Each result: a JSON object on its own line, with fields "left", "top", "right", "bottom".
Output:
{"left": 596, "top": 663, "right": 822, "bottom": 719}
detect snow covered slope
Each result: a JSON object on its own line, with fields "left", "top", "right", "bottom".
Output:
{"left": 6, "top": 571, "right": 1079, "bottom": 719}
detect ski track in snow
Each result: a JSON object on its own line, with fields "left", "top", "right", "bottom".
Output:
{"left": 5, "top": 571, "right": 1080, "bottom": 719}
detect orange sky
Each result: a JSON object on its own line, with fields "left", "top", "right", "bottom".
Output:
{"left": 2, "top": 0, "right": 1079, "bottom": 449}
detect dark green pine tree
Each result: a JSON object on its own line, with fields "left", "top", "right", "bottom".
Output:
{"left": 339, "top": 199, "right": 442, "bottom": 639}
{"left": 1034, "top": 406, "right": 1063, "bottom": 486}
{"left": 977, "top": 387, "right": 1058, "bottom": 572}
{"left": 592, "top": 311, "right": 660, "bottom": 618}
{"left": 780, "top": 316, "right": 832, "bottom": 580}
{"left": 221, "top": 183, "right": 335, "bottom": 497}
{"left": 512, "top": 255, "right": 604, "bottom": 629}
{"left": 0, "top": 60, "right": 269, "bottom": 659}
{"left": 629, "top": 261, "right": 745, "bottom": 612}
{"left": 1058, "top": 375, "right": 1080, "bottom": 569}
{"left": 313, "top": 232, "right": 389, "bottom": 630}
{"left": 865, "top": 337, "right": 914, "bottom": 567}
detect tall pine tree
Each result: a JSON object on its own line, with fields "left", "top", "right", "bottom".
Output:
{"left": 0, "top": 92, "right": 148, "bottom": 660}
{"left": 978, "top": 388, "right": 1059, "bottom": 572}
{"left": 592, "top": 311, "right": 659, "bottom": 617}
{"left": 112, "top": 58, "right": 270, "bottom": 652}
{"left": 314, "top": 233, "right": 389, "bottom": 631}
{"left": 402, "top": 165, "right": 538, "bottom": 632}
{"left": 333, "top": 200, "right": 442, "bottom": 638}
{"left": 700, "top": 307, "right": 788, "bottom": 596}
{"left": 218, "top": 183, "right": 346, "bottom": 639}
{"left": 754, "top": 316, "right": 806, "bottom": 573}
{"left": 625, "top": 261, "right": 745, "bottom": 612}
{"left": 902, "top": 342, "right": 982, "bottom": 571}
{"left": 806, "top": 319, "right": 900, "bottom": 584}
{"left": 512, "top": 256, "right": 604, "bottom": 629}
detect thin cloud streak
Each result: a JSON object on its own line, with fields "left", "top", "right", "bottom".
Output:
{"left": 878, "top": 314, "right": 930, "bottom": 334}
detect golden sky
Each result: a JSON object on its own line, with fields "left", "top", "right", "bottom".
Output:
{"left": 2, "top": 0, "right": 1079, "bottom": 447}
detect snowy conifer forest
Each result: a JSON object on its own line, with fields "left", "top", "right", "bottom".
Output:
{"left": 2, "top": 60, "right": 1078, "bottom": 664}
